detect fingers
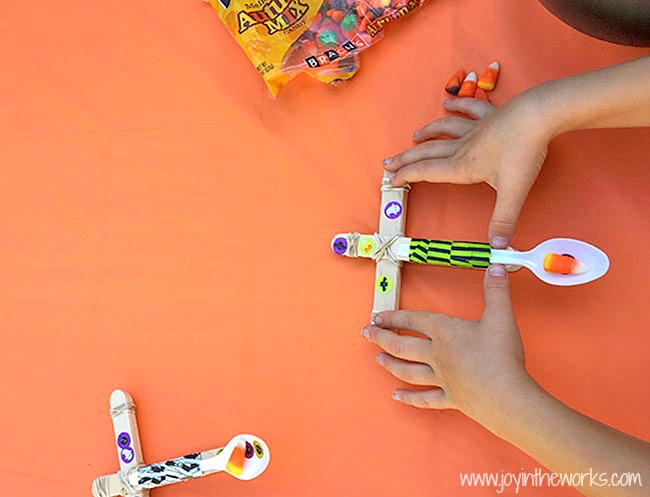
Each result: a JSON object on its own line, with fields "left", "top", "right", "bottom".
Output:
{"left": 389, "top": 159, "right": 459, "bottom": 187}
{"left": 482, "top": 265, "right": 515, "bottom": 321}
{"left": 376, "top": 353, "right": 439, "bottom": 386}
{"left": 488, "top": 188, "right": 527, "bottom": 248}
{"left": 393, "top": 388, "right": 452, "bottom": 409}
{"left": 413, "top": 115, "right": 476, "bottom": 142}
{"left": 442, "top": 97, "right": 495, "bottom": 120}
{"left": 362, "top": 326, "right": 431, "bottom": 363}
{"left": 386, "top": 140, "right": 456, "bottom": 169}
{"left": 373, "top": 310, "right": 449, "bottom": 339}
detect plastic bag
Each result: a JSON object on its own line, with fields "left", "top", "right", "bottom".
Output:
{"left": 206, "top": 0, "right": 428, "bottom": 95}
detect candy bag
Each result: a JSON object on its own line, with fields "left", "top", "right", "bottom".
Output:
{"left": 206, "top": 0, "right": 428, "bottom": 96}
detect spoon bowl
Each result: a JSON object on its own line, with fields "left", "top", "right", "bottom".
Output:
{"left": 494, "top": 238, "right": 610, "bottom": 286}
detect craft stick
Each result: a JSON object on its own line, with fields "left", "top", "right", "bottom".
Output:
{"left": 371, "top": 172, "right": 410, "bottom": 320}
{"left": 332, "top": 234, "right": 505, "bottom": 269}
{"left": 108, "top": 390, "right": 148, "bottom": 497}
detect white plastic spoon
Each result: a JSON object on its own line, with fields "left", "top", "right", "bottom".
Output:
{"left": 490, "top": 237, "right": 610, "bottom": 286}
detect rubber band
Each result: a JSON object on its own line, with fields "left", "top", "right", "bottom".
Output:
{"left": 110, "top": 402, "right": 134, "bottom": 418}
{"left": 372, "top": 233, "right": 402, "bottom": 265}
{"left": 346, "top": 232, "right": 361, "bottom": 258}
{"left": 91, "top": 471, "right": 138, "bottom": 497}
{"left": 380, "top": 182, "right": 411, "bottom": 193}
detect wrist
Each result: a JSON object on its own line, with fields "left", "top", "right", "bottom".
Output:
{"left": 468, "top": 372, "right": 548, "bottom": 439}
{"left": 509, "top": 83, "right": 565, "bottom": 143}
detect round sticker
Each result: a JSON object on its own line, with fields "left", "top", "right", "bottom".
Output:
{"left": 245, "top": 441, "right": 254, "bottom": 459}
{"left": 117, "top": 432, "right": 131, "bottom": 449}
{"left": 375, "top": 275, "right": 394, "bottom": 294}
{"left": 253, "top": 440, "right": 264, "bottom": 459}
{"left": 358, "top": 237, "right": 375, "bottom": 256}
{"left": 332, "top": 237, "right": 348, "bottom": 255}
{"left": 120, "top": 447, "right": 135, "bottom": 464}
{"left": 383, "top": 201, "right": 403, "bottom": 220}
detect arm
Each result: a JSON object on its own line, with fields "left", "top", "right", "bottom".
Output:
{"left": 383, "top": 55, "right": 650, "bottom": 248}
{"left": 362, "top": 266, "right": 650, "bottom": 497}
{"left": 533, "top": 55, "right": 650, "bottom": 134}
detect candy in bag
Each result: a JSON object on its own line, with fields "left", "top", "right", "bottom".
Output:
{"left": 206, "top": 0, "right": 428, "bottom": 95}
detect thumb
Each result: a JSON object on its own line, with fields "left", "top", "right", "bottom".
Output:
{"left": 488, "top": 189, "right": 525, "bottom": 249}
{"left": 482, "top": 265, "right": 514, "bottom": 321}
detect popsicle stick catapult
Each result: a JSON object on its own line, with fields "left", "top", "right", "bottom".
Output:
{"left": 331, "top": 172, "right": 610, "bottom": 320}
{"left": 92, "top": 390, "right": 270, "bottom": 497}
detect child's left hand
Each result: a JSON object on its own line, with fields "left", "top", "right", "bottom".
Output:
{"left": 362, "top": 264, "right": 532, "bottom": 431}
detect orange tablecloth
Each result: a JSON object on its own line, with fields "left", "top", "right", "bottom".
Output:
{"left": 1, "top": 1, "right": 648, "bottom": 496}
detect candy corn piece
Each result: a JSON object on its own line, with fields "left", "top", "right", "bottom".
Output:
{"left": 475, "top": 88, "right": 490, "bottom": 102}
{"left": 457, "top": 72, "right": 477, "bottom": 98}
{"left": 225, "top": 441, "right": 247, "bottom": 476}
{"left": 444, "top": 69, "right": 465, "bottom": 95}
{"left": 543, "top": 253, "right": 589, "bottom": 275}
{"left": 478, "top": 61, "right": 500, "bottom": 91}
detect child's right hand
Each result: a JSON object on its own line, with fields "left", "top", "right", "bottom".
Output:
{"left": 382, "top": 96, "right": 551, "bottom": 248}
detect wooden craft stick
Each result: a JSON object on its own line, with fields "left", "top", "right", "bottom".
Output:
{"left": 107, "top": 390, "right": 148, "bottom": 497}
{"left": 332, "top": 234, "right": 511, "bottom": 269}
{"left": 372, "top": 172, "right": 410, "bottom": 320}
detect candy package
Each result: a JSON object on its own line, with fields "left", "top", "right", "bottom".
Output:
{"left": 206, "top": 0, "right": 428, "bottom": 96}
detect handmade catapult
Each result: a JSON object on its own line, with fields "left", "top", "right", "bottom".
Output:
{"left": 92, "top": 390, "right": 270, "bottom": 497}
{"left": 331, "top": 172, "right": 610, "bottom": 321}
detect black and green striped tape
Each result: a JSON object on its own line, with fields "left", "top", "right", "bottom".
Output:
{"left": 409, "top": 239, "right": 492, "bottom": 269}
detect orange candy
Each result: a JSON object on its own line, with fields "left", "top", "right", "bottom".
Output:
{"left": 475, "top": 87, "right": 490, "bottom": 102}
{"left": 225, "top": 442, "right": 247, "bottom": 476}
{"left": 444, "top": 69, "right": 465, "bottom": 95}
{"left": 478, "top": 61, "right": 500, "bottom": 91}
{"left": 543, "top": 253, "right": 588, "bottom": 275}
{"left": 457, "top": 72, "right": 477, "bottom": 98}
{"left": 331, "top": 10, "right": 344, "bottom": 23}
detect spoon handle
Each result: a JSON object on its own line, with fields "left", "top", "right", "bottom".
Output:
{"left": 489, "top": 248, "right": 532, "bottom": 268}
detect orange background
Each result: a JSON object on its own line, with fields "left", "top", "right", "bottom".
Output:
{"left": 1, "top": 1, "right": 648, "bottom": 496}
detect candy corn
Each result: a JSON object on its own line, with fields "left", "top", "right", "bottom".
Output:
{"left": 225, "top": 442, "right": 247, "bottom": 476}
{"left": 444, "top": 69, "right": 465, "bottom": 95}
{"left": 475, "top": 87, "right": 490, "bottom": 102}
{"left": 457, "top": 72, "right": 477, "bottom": 98}
{"left": 543, "top": 253, "right": 589, "bottom": 275}
{"left": 478, "top": 61, "right": 500, "bottom": 91}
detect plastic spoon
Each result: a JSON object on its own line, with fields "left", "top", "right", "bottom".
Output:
{"left": 490, "top": 237, "right": 610, "bottom": 286}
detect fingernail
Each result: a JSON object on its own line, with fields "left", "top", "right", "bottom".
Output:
{"left": 443, "top": 99, "right": 452, "bottom": 105}
{"left": 488, "top": 264, "right": 506, "bottom": 277}
{"left": 376, "top": 354, "right": 383, "bottom": 365}
{"left": 362, "top": 327, "right": 369, "bottom": 339}
{"left": 383, "top": 157, "right": 392, "bottom": 168}
{"left": 374, "top": 315, "right": 383, "bottom": 326}
{"left": 491, "top": 236, "right": 509, "bottom": 249}
{"left": 392, "top": 391, "right": 401, "bottom": 400}
{"left": 413, "top": 130, "right": 420, "bottom": 139}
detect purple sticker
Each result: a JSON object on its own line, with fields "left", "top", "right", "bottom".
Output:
{"left": 384, "top": 201, "right": 403, "bottom": 220}
{"left": 117, "top": 432, "right": 131, "bottom": 449}
{"left": 245, "top": 441, "right": 254, "bottom": 459}
{"left": 332, "top": 237, "right": 348, "bottom": 255}
{"left": 120, "top": 447, "right": 135, "bottom": 464}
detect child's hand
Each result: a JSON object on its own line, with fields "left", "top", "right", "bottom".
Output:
{"left": 362, "top": 265, "right": 531, "bottom": 430}
{"left": 383, "top": 97, "right": 550, "bottom": 248}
